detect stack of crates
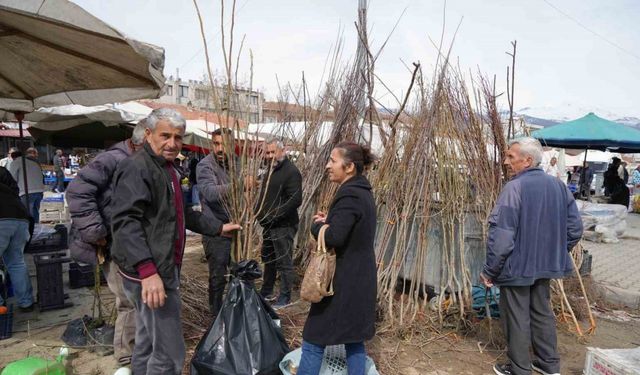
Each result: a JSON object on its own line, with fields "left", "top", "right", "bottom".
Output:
{"left": 39, "top": 193, "right": 68, "bottom": 223}
{"left": 33, "top": 253, "right": 73, "bottom": 312}
{"left": 25, "top": 224, "right": 74, "bottom": 312}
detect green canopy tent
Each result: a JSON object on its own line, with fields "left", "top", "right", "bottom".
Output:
{"left": 532, "top": 112, "right": 640, "bottom": 153}
{"left": 532, "top": 113, "right": 640, "bottom": 198}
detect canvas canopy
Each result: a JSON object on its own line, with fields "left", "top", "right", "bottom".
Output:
{"left": 0, "top": 0, "right": 165, "bottom": 115}
{"left": 533, "top": 112, "right": 640, "bottom": 153}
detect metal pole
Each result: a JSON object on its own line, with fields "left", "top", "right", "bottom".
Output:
{"left": 581, "top": 148, "right": 589, "bottom": 199}
{"left": 16, "top": 112, "right": 31, "bottom": 218}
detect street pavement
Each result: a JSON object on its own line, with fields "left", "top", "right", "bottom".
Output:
{"left": 582, "top": 212, "right": 640, "bottom": 308}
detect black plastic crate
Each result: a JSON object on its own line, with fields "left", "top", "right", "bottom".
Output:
{"left": 69, "top": 262, "right": 106, "bottom": 289}
{"left": 26, "top": 224, "right": 68, "bottom": 254}
{"left": 0, "top": 305, "right": 13, "bottom": 340}
{"left": 34, "top": 253, "right": 73, "bottom": 312}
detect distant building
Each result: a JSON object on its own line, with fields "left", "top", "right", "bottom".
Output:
{"left": 154, "top": 76, "right": 264, "bottom": 123}
{"left": 262, "top": 101, "right": 334, "bottom": 123}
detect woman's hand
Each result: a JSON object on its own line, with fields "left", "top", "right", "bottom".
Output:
{"left": 313, "top": 211, "right": 327, "bottom": 224}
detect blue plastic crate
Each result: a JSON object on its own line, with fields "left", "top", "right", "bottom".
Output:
{"left": 0, "top": 305, "right": 14, "bottom": 340}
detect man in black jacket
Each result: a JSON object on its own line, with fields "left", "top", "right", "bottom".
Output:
{"left": 111, "top": 109, "right": 240, "bottom": 375}
{"left": 256, "top": 138, "right": 302, "bottom": 307}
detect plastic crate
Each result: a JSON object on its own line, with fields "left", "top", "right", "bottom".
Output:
{"left": 584, "top": 347, "right": 640, "bottom": 375}
{"left": 0, "top": 305, "right": 13, "bottom": 340}
{"left": 69, "top": 262, "right": 106, "bottom": 289}
{"left": 34, "top": 253, "right": 73, "bottom": 312}
{"left": 279, "top": 345, "right": 379, "bottom": 375}
{"left": 26, "top": 224, "right": 68, "bottom": 254}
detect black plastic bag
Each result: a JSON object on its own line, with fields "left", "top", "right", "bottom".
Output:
{"left": 61, "top": 315, "right": 114, "bottom": 355}
{"left": 190, "top": 260, "right": 290, "bottom": 375}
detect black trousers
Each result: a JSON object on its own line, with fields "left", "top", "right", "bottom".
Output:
{"left": 500, "top": 279, "right": 560, "bottom": 375}
{"left": 202, "top": 235, "right": 231, "bottom": 317}
{"left": 260, "top": 226, "right": 297, "bottom": 300}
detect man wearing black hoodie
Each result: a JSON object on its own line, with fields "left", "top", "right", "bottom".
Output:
{"left": 256, "top": 138, "right": 302, "bottom": 308}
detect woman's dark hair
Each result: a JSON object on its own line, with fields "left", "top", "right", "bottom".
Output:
{"left": 335, "top": 141, "right": 376, "bottom": 174}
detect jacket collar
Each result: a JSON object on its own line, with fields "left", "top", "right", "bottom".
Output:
{"left": 339, "top": 174, "right": 372, "bottom": 191}
{"left": 143, "top": 142, "right": 169, "bottom": 167}
{"left": 512, "top": 167, "right": 543, "bottom": 180}
{"left": 271, "top": 157, "right": 288, "bottom": 171}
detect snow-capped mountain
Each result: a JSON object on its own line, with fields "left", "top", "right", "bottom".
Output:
{"left": 508, "top": 104, "right": 640, "bottom": 128}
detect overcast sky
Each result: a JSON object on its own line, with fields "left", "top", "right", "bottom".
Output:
{"left": 73, "top": 0, "right": 640, "bottom": 116}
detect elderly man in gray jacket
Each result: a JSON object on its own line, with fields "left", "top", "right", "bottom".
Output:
{"left": 481, "top": 137, "right": 583, "bottom": 375}
{"left": 65, "top": 121, "right": 147, "bottom": 368}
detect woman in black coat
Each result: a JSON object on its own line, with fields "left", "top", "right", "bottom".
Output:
{"left": 298, "top": 142, "right": 377, "bottom": 375}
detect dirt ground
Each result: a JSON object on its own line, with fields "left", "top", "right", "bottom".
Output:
{"left": 1, "top": 237, "right": 639, "bottom": 375}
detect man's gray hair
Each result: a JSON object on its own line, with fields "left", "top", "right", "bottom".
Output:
{"left": 131, "top": 118, "right": 148, "bottom": 145}
{"left": 145, "top": 108, "right": 186, "bottom": 131}
{"left": 265, "top": 137, "right": 285, "bottom": 149}
{"left": 508, "top": 137, "right": 543, "bottom": 167}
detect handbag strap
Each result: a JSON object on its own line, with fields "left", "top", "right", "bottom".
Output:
{"left": 317, "top": 224, "right": 330, "bottom": 253}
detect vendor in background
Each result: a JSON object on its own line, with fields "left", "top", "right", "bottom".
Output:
{"left": 255, "top": 138, "right": 302, "bottom": 308}
{"left": 578, "top": 162, "right": 593, "bottom": 200}
{"left": 0, "top": 147, "right": 18, "bottom": 169}
{"left": 604, "top": 157, "right": 630, "bottom": 207}
{"left": 632, "top": 165, "right": 640, "bottom": 188}
{"left": 621, "top": 161, "right": 629, "bottom": 184}
{"left": 9, "top": 148, "right": 45, "bottom": 221}
{"left": 544, "top": 156, "right": 560, "bottom": 178}
{"left": 65, "top": 120, "right": 148, "bottom": 369}
{"left": 52, "top": 149, "right": 65, "bottom": 193}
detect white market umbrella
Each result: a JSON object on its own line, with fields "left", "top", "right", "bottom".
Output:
{"left": 29, "top": 101, "right": 152, "bottom": 131}
{"left": 0, "top": 0, "right": 165, "bottom": 114}
{"left": 0, "top": 0, "right": 165, "bottom": 216}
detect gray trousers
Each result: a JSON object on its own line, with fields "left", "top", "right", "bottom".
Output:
{"left": 103, "top": 261, "right": 136, "bottom": 366}
{"left": 260, "top": 226, "right": 297, "bottom": 299}
{"left": 122, "top": 269, "right": 185, "bottom": 375}
{"left": 500, "top": 279, "right": 560, "bottom": 375}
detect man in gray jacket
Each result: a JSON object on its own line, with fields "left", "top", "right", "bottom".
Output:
{"left": 197, "top": 128, "right": 254, "bottom": 317}
{"left": 65, "top": 121, "right": 147, "bottom": 367}
{"left": 9, "top": 148, "right": 45, "bottom": 221}
{"left": 481, "top": 137, "right": 583, "bottom": 375}
{"left": 52, "top": 149, "right": 65, "bottom": 193}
